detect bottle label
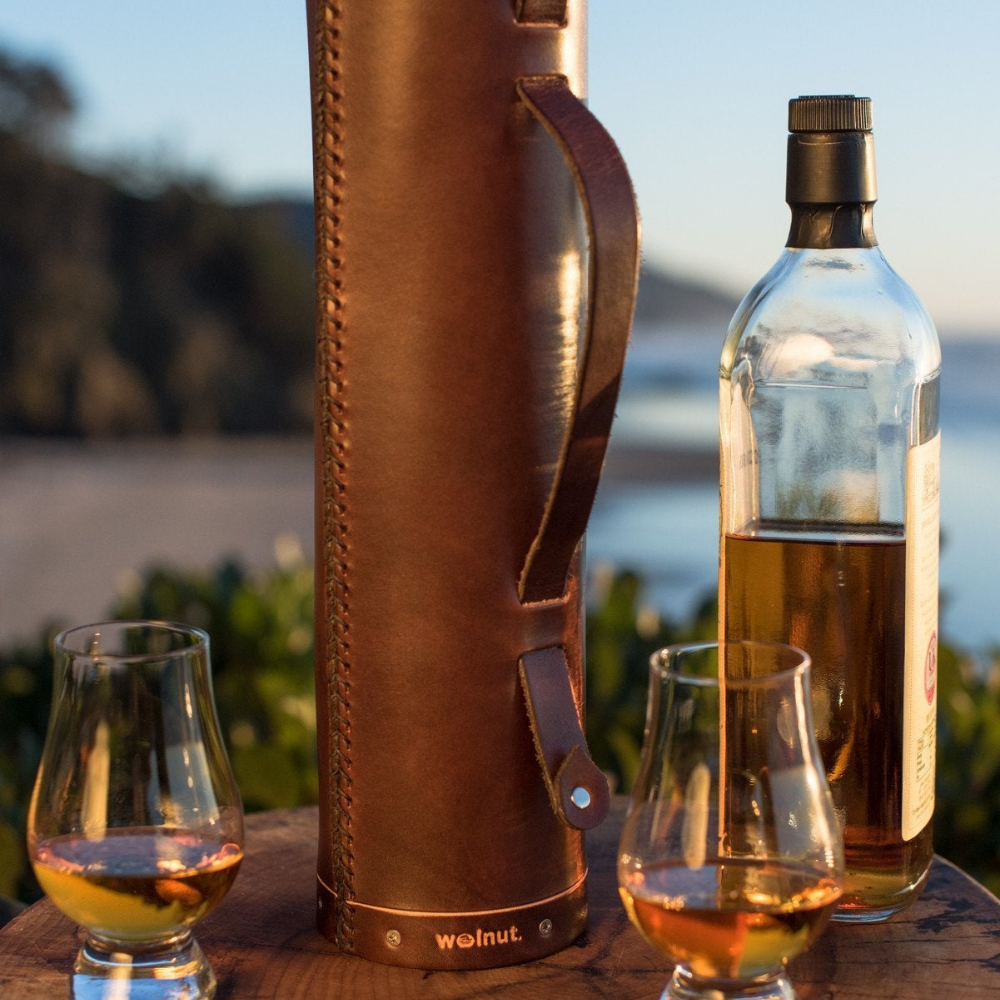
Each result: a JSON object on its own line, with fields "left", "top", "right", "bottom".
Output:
{"left": 902, "top": 432, "right": 940, "bottom": 841}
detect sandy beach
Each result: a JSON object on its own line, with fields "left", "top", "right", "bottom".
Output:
{"left": 0, "top": 437, "right": 316, "bottom": 644}
{"left": 0, "top": 434, "right": 716, "bottom": 646}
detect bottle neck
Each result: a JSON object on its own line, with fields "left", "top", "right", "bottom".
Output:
{"left": 784, "top": 130, "right": 878, "bottom": 249}
{"left": 786, "top": 203, "right": 877, "bottom": 249}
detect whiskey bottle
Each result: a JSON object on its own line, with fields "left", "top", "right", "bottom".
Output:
{"left": 719, "top": 95, "right": 941, "bottom": 921}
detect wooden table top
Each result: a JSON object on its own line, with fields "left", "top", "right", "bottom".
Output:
{"left": 2, "top": 799, "right": 998, "bottom": 999}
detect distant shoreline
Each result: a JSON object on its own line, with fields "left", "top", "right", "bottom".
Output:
{"left": 602, "top": 442, "right": 717, "bottom": 485}
{"left": 0, "top": 434, "right": 718, "bottom": 486}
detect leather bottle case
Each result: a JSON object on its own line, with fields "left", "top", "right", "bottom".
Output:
{"left": 307, "top": 0, "right": 639, "bottom": 970}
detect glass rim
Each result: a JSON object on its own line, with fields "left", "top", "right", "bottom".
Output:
{"left": 54, "top": 619, "right": 210, "bottom": 661}
{"left": 649, "top": 639, "right": 811, "bottom": 688}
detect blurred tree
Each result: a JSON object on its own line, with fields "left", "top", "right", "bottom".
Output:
{"left": 0, "top": 50, "right": 75, "bottom": 150}
{"left": 0, "top": 42, "right": 315, "bottom": 438}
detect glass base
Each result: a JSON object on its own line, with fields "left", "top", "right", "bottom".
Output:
{"left": 72, "top": 932, "right": 216, "bottom": 1000}
{"left": 832, "top": 868, "right": 929, "bottom": 923}
{"left": 663, "top": 966, "right": 796, "bottom": 1000}
{"left": 831, "top": 902, "right": 909, "bottom": 924}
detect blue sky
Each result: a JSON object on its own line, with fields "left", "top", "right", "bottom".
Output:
{"left": 2, "top": 1, "right": 998, "bottom": 333}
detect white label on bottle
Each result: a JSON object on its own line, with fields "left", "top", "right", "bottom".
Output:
{"left": 902, "top": 432, "right": 940, "bottom": 842}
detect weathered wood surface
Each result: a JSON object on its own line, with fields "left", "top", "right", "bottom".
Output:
{"left": 2, "top": 800, "right": 998, "bottom": 998}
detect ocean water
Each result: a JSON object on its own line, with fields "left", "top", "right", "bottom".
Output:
{"left": 588, "top": 328, "right": 1000, "bottom": 652}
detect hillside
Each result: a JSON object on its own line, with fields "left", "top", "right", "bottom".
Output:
{"left": 634, "top": 265, "right": 740, "bottom": 330}
{"left": 0, "top": 137, "right": 315, "bottom": 436}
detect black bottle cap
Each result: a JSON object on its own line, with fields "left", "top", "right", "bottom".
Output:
{"left": 786, "top": 94, "right": 877, "bottom": 207}
{"left": 789, "top": 95, "right": 873, "bottom": 134}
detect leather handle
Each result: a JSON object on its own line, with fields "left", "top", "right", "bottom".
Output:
{"left": 519, "top": 646, "right": 610, "bottom": 830}
{"left": 515, "top": 0, "right": 568, "bottom": 24}
{"left": 515, "top": 76, "right": 640, "bottom": 605}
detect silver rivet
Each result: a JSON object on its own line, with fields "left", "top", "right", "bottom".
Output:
{"left": 386, "top": 929, "right": 402, "bottom": 947}
{"left": 571, "top": 786, "right": 592, "bottom": 809}
{"left": 539, "top": 918, "right": 553, "bottom": 936}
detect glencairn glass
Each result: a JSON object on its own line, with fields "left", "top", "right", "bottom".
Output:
{"left": 618, "top": 641, "right": 843, "bottom": 1000}
{"left": 27, "top": 621, "right": 243, "bottom": 1000}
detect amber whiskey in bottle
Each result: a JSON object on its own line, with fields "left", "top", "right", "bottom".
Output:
{"left": 719, "top": 95, "right": 941, "bottom": 921}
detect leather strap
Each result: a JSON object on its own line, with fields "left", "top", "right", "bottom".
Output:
{"left": 515, "top": 0, "right": 568, "bottom": 24}
{"left": 515, "top": 76, "right": 640, "bottom": 604}
{"left": 519, "top": 646, "right": 610, "bottom": 829}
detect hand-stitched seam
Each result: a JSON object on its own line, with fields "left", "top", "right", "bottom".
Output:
{"left": 313, "top": 0, "right": 355, "bottom": 951}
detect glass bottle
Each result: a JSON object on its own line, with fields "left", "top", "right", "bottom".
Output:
{"left": 719, "top": 95, "right": 941, "bottom": 921}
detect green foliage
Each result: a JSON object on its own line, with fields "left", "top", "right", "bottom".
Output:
{"left": 1, "top": 558, "right": 999, "bottom": 912}
{"left": 107, "top": 539, "right": 318, "bottom": 813}
{"left": 0, "top": 629, "right": 58, "bottom": 903}
{"left": 584, "top": 565, "right": 716, "bottom": 792}
{"left": 934, "top": 644, "right": 1000, "bottom": 895}
{"left": 0, "top": 541, "right": 317, "bottom": 908}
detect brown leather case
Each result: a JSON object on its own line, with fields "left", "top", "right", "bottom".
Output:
{"left": 307, "top": 0, "right": 639, "bottom": 970}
